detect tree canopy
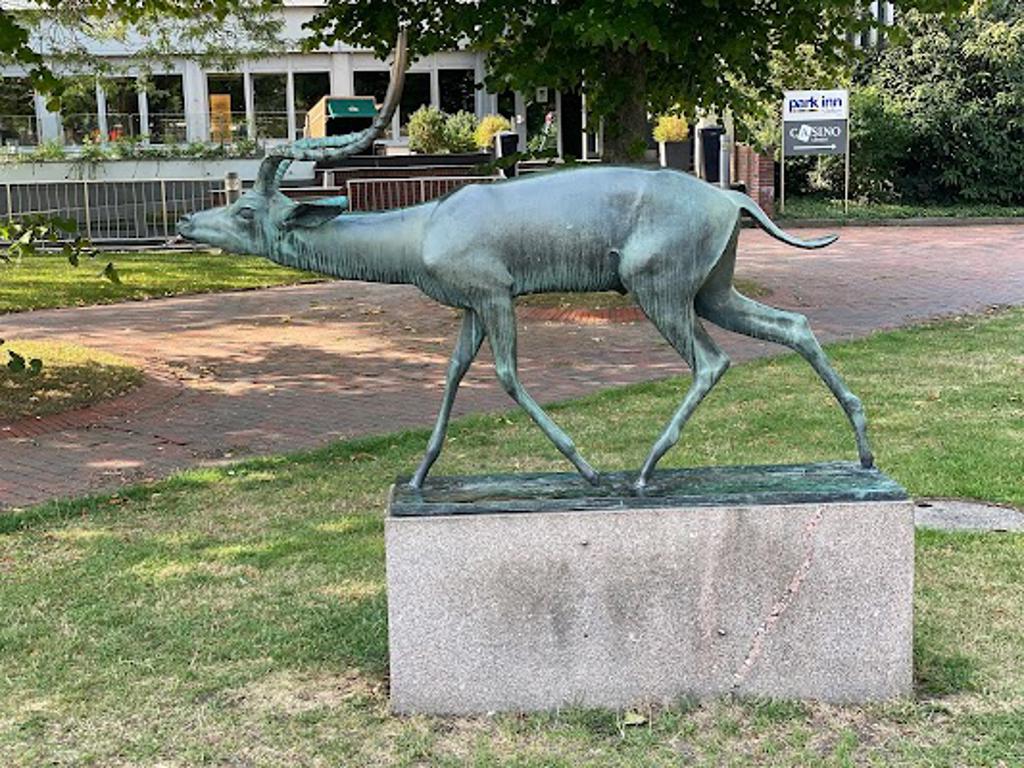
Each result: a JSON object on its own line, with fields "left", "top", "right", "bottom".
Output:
{"left": 304, "top": 0, "right": 969, "bottom": 160}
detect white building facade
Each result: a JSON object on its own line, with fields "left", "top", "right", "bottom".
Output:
{"left": 0, "top": 1, "right": 597, "bottom": 157}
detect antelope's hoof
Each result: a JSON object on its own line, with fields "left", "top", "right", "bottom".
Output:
{"left": 860, "top": 451, "right": 875, "bottom": 469}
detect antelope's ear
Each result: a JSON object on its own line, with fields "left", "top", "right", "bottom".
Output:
{"left": 281, "top": 199, "right": 349, "bottom": 230}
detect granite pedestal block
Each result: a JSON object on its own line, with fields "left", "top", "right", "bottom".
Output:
{"left": 386, "top": 462, "right": 914, "bottom": 715}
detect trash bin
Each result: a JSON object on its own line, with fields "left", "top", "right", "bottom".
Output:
{"left": 495, "top": 131, "right": 520, "bottom": 178}
{"left": 700, "top": 125, "right": 726, "bottom": 183}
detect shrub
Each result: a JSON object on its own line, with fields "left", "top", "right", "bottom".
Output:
{"left": 444, "top": 111, "right": 479, "bottom": 153}
{"left": 474, "top": 114, "right": 512, "bottom": 150}
{"left": 407, "top": 106, "right": 448, "bottom": 154}
{"left": 653, "top": 115, "right": 689, "bottom": 143}
{"left": 811, "top": 86, "right": 914, "bottom": 201}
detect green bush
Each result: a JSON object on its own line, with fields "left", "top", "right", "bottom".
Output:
{"left": 824, "top": 6, "right": 1024, "bottom": 203}
{"left": 866, "top": 6, "right": 1024, "bottom": 203}
{"left": 407, "top": 106, "right": 448, "bottom": 154}
{"left": 408, "top": 106, "right": 481, "bottom": 154}
{"left": 443, "top": 111, "right": 479, "bottom": 153}
{"left": 811, "top": 87, "right": 915, "bottom": 200}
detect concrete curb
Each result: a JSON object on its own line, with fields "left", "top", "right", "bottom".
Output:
{"left": 771, "top": 216, "right": 1024, "bottom": 229}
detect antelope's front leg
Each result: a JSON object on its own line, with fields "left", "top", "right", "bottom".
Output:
{"left": 409, "top": 310, "right": 484, "bottom": 490}
{"left": 476, "top": 297, "right": 600, "bottom": 485}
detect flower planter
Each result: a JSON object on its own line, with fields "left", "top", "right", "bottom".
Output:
{"left": 659, "top": 140, "right": 693, "bottom": 172}
{"left": 0, "top": 158, "right": 272, "bottom": 183}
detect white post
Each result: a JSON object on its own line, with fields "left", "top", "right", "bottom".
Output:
{"left": 137, "top": 83, "right": 150, "bottom": 143}
{"left": 286, "top": 69, "right": 297, "bottom": 141}
{"left": 429, "top": 60, "right": 440, "bottom": 110}
{"left": 243, "top": 70, "right": 256, "bottom": 141}
{"left": 96, "top": 82, "right": 109, "bottom": 142}
{"left": 555, "top": 90, "right": 563, "bottom": 158}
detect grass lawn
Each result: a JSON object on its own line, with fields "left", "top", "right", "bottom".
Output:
{"left": 780, "top": 195, "right": 1024, "bottom": 221}
{"left": 0, "top": 340, "right": 142, "bottom": 422}
{"left": 1, "top": 309, "right": 1022, "bottom": 766}
{"left": 0, "top": 249, "right": 319, "bottom": 313}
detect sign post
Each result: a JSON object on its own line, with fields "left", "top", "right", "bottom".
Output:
{"left": 780, "top": 89, "right": 850, "bottom": 214}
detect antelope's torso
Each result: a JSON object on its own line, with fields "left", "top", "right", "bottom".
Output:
{"left": 418, "top": 166, "right": 739, "bottom": 307}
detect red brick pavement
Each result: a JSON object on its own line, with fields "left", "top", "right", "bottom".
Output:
{"left": 2, "top": 225, "right": 1023, "bottom": 508}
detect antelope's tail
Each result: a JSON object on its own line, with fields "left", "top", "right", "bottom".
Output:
{"left": 725, "top": 190, "right": 838, "bottom": 249}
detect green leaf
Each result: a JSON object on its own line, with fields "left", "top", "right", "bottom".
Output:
{"left": 622, "top": 710, "right": 647, "bottom": 727}
{"left": 7, "top": 350, "right": 26, "bottom": 373}
{"left": 102, "top": 262, "right": 121, "bottom": 284}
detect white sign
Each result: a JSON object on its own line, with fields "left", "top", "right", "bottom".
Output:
{"left": 782, "top": 89, "right": 849, "bottom": 122}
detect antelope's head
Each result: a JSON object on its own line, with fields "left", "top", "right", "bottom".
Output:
{"left": 177, "top": 31, "right": 408, "bottom": 255}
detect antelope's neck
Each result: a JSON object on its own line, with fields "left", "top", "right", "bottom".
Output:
{"left": 272, "top": 203, "right": 433, "bottom": 285}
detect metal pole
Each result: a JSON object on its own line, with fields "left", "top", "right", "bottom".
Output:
{"left": 83, "top": 181, "right": 92, "bottom": 239}
{"left": 5, "top": 183, "right": 12, "bottom": 223}
{"left": 844, "top": 116, "right": 851, "bottom": 215}
{"left": 780, "top": 122, "right": 786, "bottom": 215}
{"left": 160, "top": 179, "right": 169, "bottom": 237}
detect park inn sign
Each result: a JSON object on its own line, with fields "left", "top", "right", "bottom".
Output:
{"left": 780, "top": 88, "right": 851, "bottom": 212}
{"left": 782, "top": 88, "right": 849, "bottom": 156}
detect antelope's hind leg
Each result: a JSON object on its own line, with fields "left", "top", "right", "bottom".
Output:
{"left": 696, "top": 286, "right": 874, "bottom": 468}
{"left": 409, "top": 309, "right": 485, "bottom": 489}
{"left": 476, "top": 296, "right": 600, "bottom": 485}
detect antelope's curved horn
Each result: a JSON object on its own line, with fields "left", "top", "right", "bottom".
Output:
{"left": 254, "top": 154, "right": 292, "bottom": 195}
{"left": 258, "top": 30, "right": 409, "bottom": 194}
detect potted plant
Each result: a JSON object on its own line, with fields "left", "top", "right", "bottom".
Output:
{"left": 653, "top": 115, "right": 692, "bottom": 171}
{"left": 474, "top": 114, "right": 513, "bottom": 154}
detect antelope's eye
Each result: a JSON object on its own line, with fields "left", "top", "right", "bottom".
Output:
{"left": 238, "top": 207, "right": 255, "bottom": 221}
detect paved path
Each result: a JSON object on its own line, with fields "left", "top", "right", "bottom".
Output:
{"left": 3, "top": 225, "right": 1023, "bottom": 509}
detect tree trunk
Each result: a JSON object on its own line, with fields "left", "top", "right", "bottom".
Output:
{"left": 601, "top": 46, "right": 650, "bottom": 164}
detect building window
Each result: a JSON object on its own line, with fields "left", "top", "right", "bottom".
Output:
{"left": 294, "top": 71, "right": 331, "bottom": 138}
{"left": 146, "top": 74, "right": 185, "bottom": 144}
{"left": 354, "top": 70, "right": 431, "bottom": 139}
{"left": 0, "top": 77, "right": 37, "bottom": 147}
{"left": 61, "top": 80, "right": 100, "bottom": 145}
{"left": 252, "top": 73, "right": 287, "bottom": 139}
{"left": 207, "top": 73, "right": 245, "bottom": 142}
{"left": 104, "top": 77, "right": 142, "bottom": 141}
{"left": 400, "top": 73, "right": 431, "bottom": 135}
{"left": 439, "top": 69, "right": 475, "bottom": 114}
{"left": 497, "top": 90, "right": 516, "bottom": 121}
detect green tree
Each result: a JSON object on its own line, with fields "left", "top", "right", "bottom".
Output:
{"left": 852, "top": 2, "right": 1024, "bottom": 202}
{"left": 303, "top": 0, "right": 968, "bottom": 162}
{"left": 0, "top": 0, "right": 282, "bottom": 107}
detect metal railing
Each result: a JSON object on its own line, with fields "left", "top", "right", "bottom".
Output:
{"left": 2, "top": 178, "right": 223, "bottom": 242}
{"left": 1, "top": 174, "right": 498, "bottom": 244}
{"left": 344, "top": 176, "right": 495, "bottom": 211}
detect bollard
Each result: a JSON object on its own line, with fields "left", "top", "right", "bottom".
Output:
{"left": 224, "top": 171, "right": 242, "bottom": 204}
{"left": 718, "top": 135, "right": 732, "bottom": 189}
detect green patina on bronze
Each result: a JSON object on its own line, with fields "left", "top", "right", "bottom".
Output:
{"left": 178, "top": 32, "right": 875, "bottom": 493}
{"left": 390, "top": 462, "right": 906, "bottom": 517}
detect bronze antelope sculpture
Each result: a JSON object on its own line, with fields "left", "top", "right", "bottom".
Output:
{"left": 178, "top": 32, "right": 874, "bottom": 491}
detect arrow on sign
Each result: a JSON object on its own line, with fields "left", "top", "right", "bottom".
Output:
{"left": 794, "top": 144, "right": 838, "bottom": 150}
